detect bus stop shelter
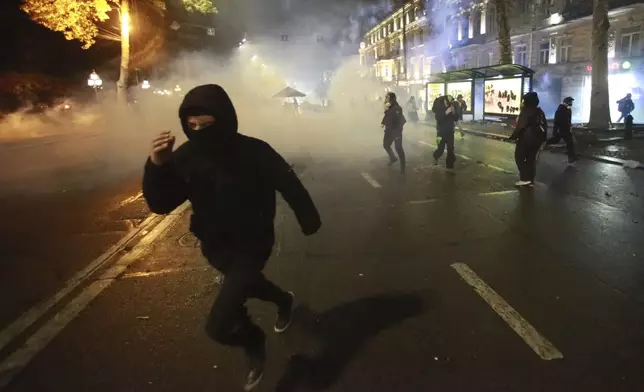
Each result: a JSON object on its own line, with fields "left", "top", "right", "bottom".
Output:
{"left": 426, "top": 64, "right": 535, "bottom": 121}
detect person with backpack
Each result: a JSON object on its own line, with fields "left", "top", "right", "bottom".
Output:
{"left": 616, "top": 93, "right": 635, "bottom": 123}
{"left": 508, "top": 92, "right": 547, "bottom": 187}
{"left": 382, "top": 92, "right": 407, "bottom": 173}
{"left": 546, "top": 96, "right": 577, "bottom": 164}
{"left": 432, "top": 95, "right": 458, "bottom": 170}
{"left": 455, "top": 94, "right": 468, "bottom": 138}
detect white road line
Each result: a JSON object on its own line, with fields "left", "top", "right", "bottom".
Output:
{"left": 407, "top": 199, "right": 438, "bottom": 205}
{"left": 418, "top": 140, "right": 436, "bottom": 148}
{"left": 477, "top": 190, "right": 519, "bottom": 196}
{"left": 0, "top": 213, "right": 160, "bottom": 354}
{"left": 119, "top": 266, "right": 210, "bottom": 279}
{"left": 484, "top": 164, "right": 508, "bottom": 173}
{"left": 361, "top": 172, "right": 382, "bottom": 188}
{"left": 0, "top": 202, "right": 191, "bottom": 388}
{"left": 119, "top": 191, "right": 143, "bottom": 207}
{"left": 450, "top": 263, "right": 563, "bottom": 361}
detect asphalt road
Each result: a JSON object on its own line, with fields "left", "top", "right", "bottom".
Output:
{"left": 0, "top": 133, "right": 149, "bottom": 331}
{"left": 1, "top": 119, "right": 644, "bottom": 391}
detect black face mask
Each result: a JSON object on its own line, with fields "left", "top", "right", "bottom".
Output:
{"left": 182, "top": 118, "right": 236, "bottom": 153}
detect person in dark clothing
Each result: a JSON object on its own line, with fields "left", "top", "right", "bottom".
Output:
{"left": 509, "top": 92, "right": 547, "bottom": 187}
{"left": 455, "top": 94, "right": 467, "bottom": 138}
{"left": 616, "top": 93, "right": 635, "bottom": 123}
{"left": 546, "top": 96, "right": 577, "bottom": 164}
{"left": 381, "top": 92, "right": 407, "bottom": 173}
{"left": 406, "top": 96, "right": 419, "bottom": 124}
{"left": 432, "top": 95, "right": 457, "bottom": 169}
{"left": 142, "top": 84, "right": 321, "bottom": 391}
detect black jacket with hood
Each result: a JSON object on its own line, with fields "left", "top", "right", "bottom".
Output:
{"left": 142, "top": 84, "right": 321, "bottom": 263}
{"left": 510, "top": 92, "right": 547, "bottom": 145}
{"left": 381, "top": 96, "right": 406, "bottom": 132}
{"left": 553, "top": 103, "right": 572, "bottom": 134}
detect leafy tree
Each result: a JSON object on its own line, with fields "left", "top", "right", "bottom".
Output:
{"left": 21, "top": 0, "right": 218, "bottom": 103}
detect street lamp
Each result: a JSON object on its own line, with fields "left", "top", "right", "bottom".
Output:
{"left": 87, "top": 71, "right": 102, "bottom": 101}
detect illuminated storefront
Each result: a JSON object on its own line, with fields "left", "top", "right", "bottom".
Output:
{"left": 578, "top": 60, "right": 642, "bottom": 123}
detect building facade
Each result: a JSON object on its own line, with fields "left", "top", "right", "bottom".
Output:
{"left": 360, "top": 0, "right": 644, "bottom": 121}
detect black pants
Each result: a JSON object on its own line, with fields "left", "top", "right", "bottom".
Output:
{"left": 515, "top": 139, "right": 541, "bottom": 182}
{"left": 546, "top": 130, "right": 576, "bottom": 161}
{"left": 433, "top": 131, "right": 456, "bottom": 168}
{"left": 383, "top": 130, "right": 406, "bottom": 167}
{"left": 203, "top": 248, "right": 289, "bottom": 356}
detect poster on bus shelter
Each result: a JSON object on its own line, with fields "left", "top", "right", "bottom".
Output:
{"left": 426, "top": 83, "right": 445, "bottom": 112}
{"left": 446, "top": 81, "right": 472, "bottom": 112}
{"left": 484, "top": 77, "right": 522, "bottom": 115}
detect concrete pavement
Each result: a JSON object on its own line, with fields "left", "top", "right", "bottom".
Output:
{"left": 1, "top": 127, "right": 644, "bottom": 391}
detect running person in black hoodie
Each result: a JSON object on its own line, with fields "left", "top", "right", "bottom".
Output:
{"left": 509, "top": 92, "right": 547, "bottom": 187}
{"left": 546, "top": 96, "right": 577, "bottom": 164}
{"left": 382, "top": 92, "right": 407, "bottom": 173}
{"left": 143, "top": 84, "right": 321, "bottom": 391}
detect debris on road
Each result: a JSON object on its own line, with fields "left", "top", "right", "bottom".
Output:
{"left": 136, "top": 316, "right": 150, "bottom": 321}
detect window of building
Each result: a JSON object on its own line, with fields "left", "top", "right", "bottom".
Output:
{"left": 462, "top": 55, "right": 470, "bottom": 69}
{"left": 473, "top": 11, "right": 481, "bottom": 37}
{"left": 620, "top": 25, "right": 641, "bottom": 57}
{"left": 560, "top": 38, "right": 572, "bottom": 63}
{"left": 515, "top": 45, "right": 528, "bottom": 66}
{"left": 539, "top": 42, "right": 550, "bottom": 64}
{"left": 487, "top": 6, "right": 497, "bottom": 34}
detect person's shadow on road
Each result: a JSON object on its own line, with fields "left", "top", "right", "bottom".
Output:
{"left": 274, "top": 292, "right": 424, "bottom": 392}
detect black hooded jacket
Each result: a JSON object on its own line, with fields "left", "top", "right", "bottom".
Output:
{"left": 142, "top": 85, "right": 321, "bottom": 260}
{"left": 510, "top": 92, "right": 547, "bottom": 144}
{"left": 553, "top": 104, "right": 572, "bottom": 134}
{"left": 381, "top": 101, "right": 406, "bottom": 132}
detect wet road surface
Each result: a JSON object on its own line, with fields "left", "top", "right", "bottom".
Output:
{"left": 1, "top": 122, "right": 644, "bottom": 391}
{"left": 0, "top": 133, "right": 148, "bottom": 330}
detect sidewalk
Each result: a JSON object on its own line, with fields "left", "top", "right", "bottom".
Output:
{"left": 422, "top": 119, "right": 644, "bottom": 169}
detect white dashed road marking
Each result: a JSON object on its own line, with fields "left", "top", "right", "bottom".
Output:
{"left": 361, "top": 172, "right": 382, "bottom": 188}
{"left": 451, "top": 262, "right": 564, "bottom": 361}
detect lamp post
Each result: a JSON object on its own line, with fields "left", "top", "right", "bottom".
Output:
{"left": 87, "top": 71, "right": 102, "bottom": 101}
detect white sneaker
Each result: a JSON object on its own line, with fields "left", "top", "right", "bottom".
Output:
{"left": 515, "top": 181, "right": 532, "bottom": 187}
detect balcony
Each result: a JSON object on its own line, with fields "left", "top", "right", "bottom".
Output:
{"left": 449, "top": 33, "right": 486, "bottom": 49}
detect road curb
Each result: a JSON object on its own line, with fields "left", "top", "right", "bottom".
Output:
{"left": 458, "top": 128, "right": 644, "bottom": 170}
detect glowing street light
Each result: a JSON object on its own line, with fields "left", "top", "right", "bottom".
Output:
{"left": 141, "top": 80, "right": 150, "bottom": 89}
{"left": 87, "top": 71, "right": 102, "bottom": 101}
{"left": 549, "top": 13, "right": 563, "bottom": 25}
{"left": 121, "top": 12, "right": 131, "bottom": 36}
{"left": 622, "top": 61, "right": 631, "bottom": 70}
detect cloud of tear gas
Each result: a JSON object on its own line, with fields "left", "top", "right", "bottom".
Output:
{"left": 0, "top": 53, "right": 394, "bottom": 196}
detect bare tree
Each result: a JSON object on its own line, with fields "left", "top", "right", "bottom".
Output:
{"left": 587, "top": 0, "right": 611, "bottom": 129}
{"left": 494, "top": 0, "right": 512, "bottom": 64}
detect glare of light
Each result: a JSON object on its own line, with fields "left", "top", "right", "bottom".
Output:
{"left": 174, "top": 85, "right": 182, "bottom": 92}
{"left": 622, "top": 61, "right": 631, "bottom": 70}
{"left": 164, "top": 89, "right": 172, "bottom": 95}
{"left": 549, "top": 13, "right": 563, "bottom": 25}
{"left": 242, "top": 38, "right": 247, "bottom": 43}
{"left": 251, "top": 55, "right": 258, "bottom": 62}
{"left": 64, "top": 104, "right": 70, "bottom": 109}
{"left": 586, "top": 65, "right": 592, "bottom": 71}
{"left": 121, "top": 12, "right": 131, "bottom": 35}
{"left": 88, "top": 71, "right": 102, "bottom": 86}
{"left": 142, "top": 80, "right": 150, "bottom": 89}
